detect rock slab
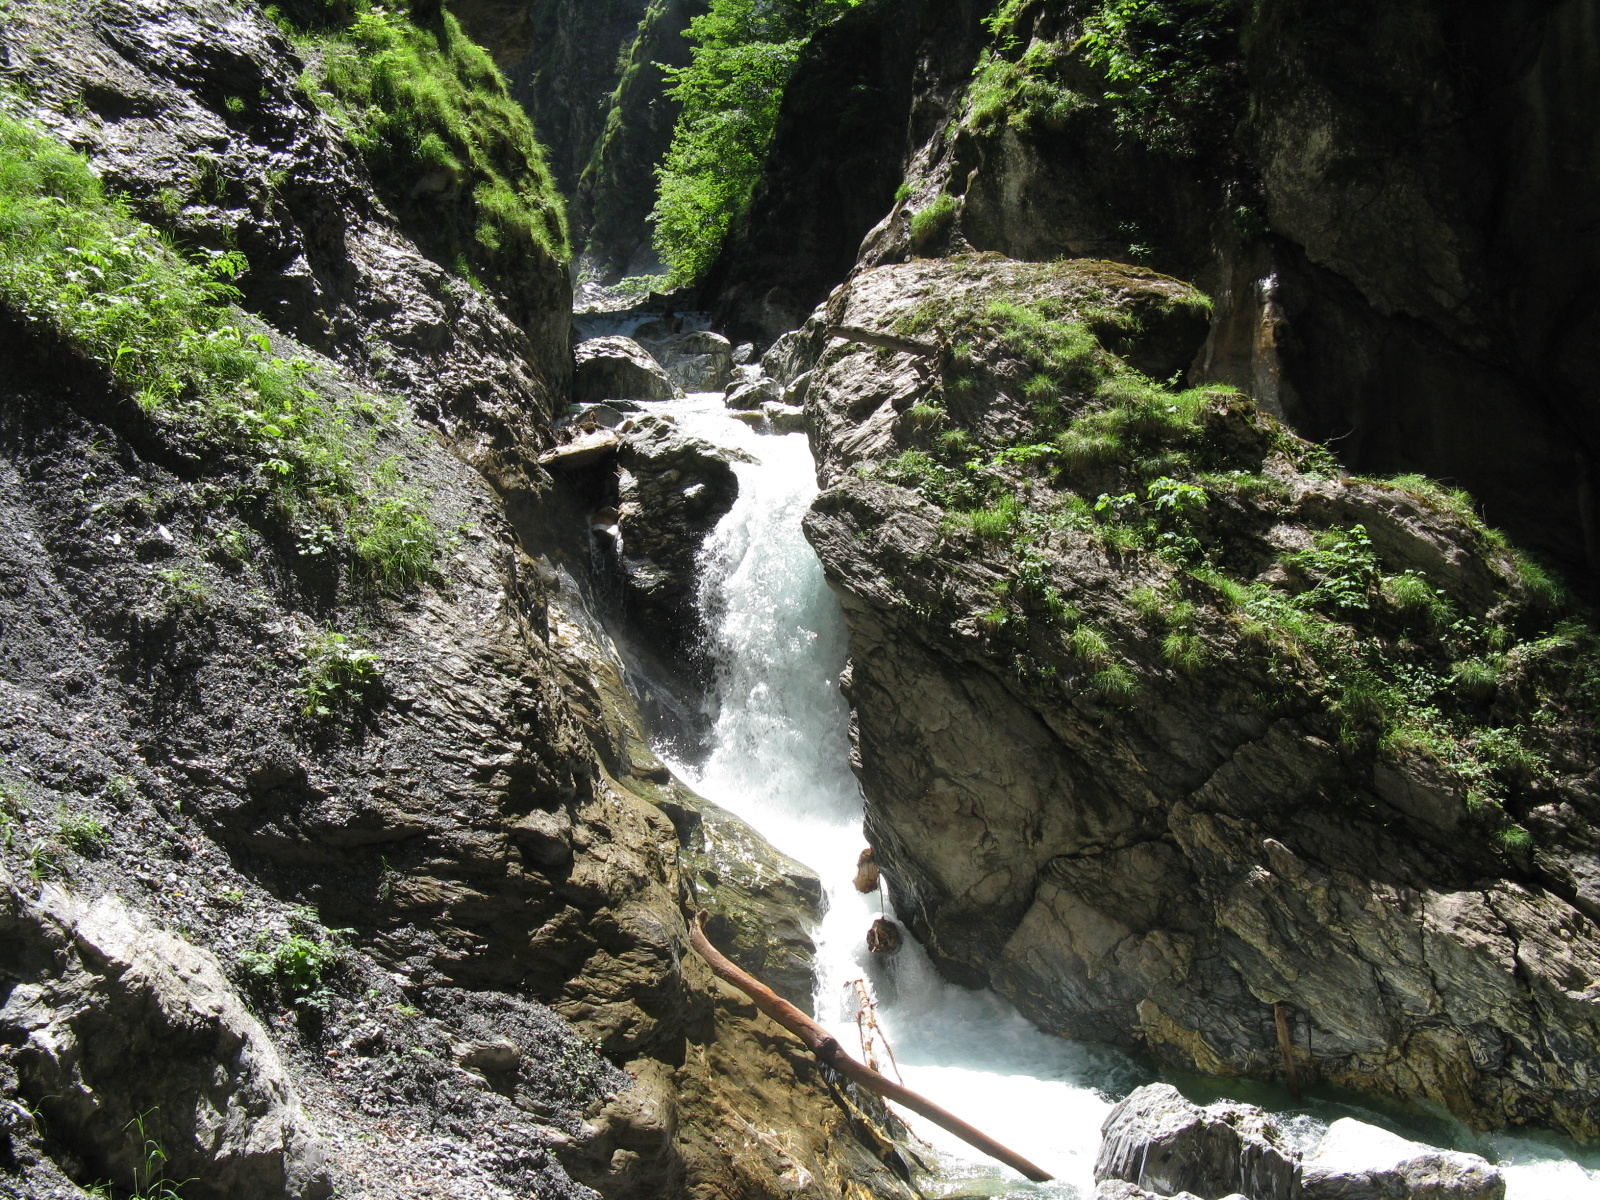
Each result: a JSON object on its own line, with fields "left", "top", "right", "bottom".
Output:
{"left": 1303, "top": 1119, "right": 1505, "bottom": 1200}
{"left": 1095, "top": 1084, "right": 1299, "bottom": 1200}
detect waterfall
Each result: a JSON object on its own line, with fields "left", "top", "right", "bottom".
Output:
{"left": 642, "top": 393, "right": 1600, "bottom": 1199}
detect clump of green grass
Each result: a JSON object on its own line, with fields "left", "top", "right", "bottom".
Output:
{"left": 299, "top": 629, "right": 383, "bottom": 717}
{"left": 295, "top": 1, "right": 568, "bottom": 289}
{"left": 353, "top": 496, "right": 438, "bottom": 590}
{"left": 58, "top": 809, "right": 110, "bottom": 856}
{"left": 909, "top": 193, "right": 960, "bottom": 251}
{"left": 966, "top": 38, "right": 1082, "bottom": 133}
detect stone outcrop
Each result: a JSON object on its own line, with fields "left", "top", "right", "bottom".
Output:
{"left": 0, "top": 1, "right": 924, "bottom": 1196}
{"left": 1095, "top": 1085, "right": 1299, "bottom": 1200}
{"left": 614, "top": 413, "right": 745, "bottom": 678}
{"left": 797, "top": 253, "right": 1600, "bottom": 1137}
{"left": 1304, "top": 1120, "right": 1505, "bottom": 1200}
{"left": 0, "top": 875, "right": 332, "bottom": 1200}
{"left": 574, "top": 336, "right": 680, "bottom": 404}
{"left": 635, "top": 329, "right": 736, "bottom": 393}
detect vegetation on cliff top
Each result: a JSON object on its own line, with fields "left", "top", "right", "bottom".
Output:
{"left": 651, "top": 0, "right": 860, "bottom": 287}
{"left": 274, "top": 0, "right": 568, "bottom": 288}
{"left": 968, "top": 0, "right": 1246, "bottom": 156}
{"left": 0, "top": 104, "right": 439, "bottom": 591}
{"left": 866, "top": 260, "right": 1591, "bottom": 857}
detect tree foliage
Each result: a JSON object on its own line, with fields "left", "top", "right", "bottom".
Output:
{"left": 651, "top": 0, "right": 858, "bottom": 287}
{"left": 1079, "top": 0, "right": 1245, "bottom": 156}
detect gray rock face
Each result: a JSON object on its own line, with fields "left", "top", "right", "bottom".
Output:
{"left": 637, "top": 329, "right": 735, "bottom": 392}
{"left": 725, "top": 375, "right": 784, "bottom": 410}
{"left": 1095, "top": 1084, "right": 1299, "bottom": 1200}
{"left": 0, "top": 873, "right": 331, "bottom": 1200}
{"left": 573, "top": 336, "right": 680, "bottom": 404}
{"left": 1302, "top": 1120, "right": 1504, "bottom": 1200}
{"left": 798, "top": 253, "right": 1600, "bottom": 1137}
{"left": 615, "top": 415, "right": 744, "bottom": 673}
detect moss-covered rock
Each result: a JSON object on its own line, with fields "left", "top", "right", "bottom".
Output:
{"left": 798, "top": 253, "right": 1600, "bottom": 1138}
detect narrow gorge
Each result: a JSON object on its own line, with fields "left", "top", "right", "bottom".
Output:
{"left": 0, "top": 1, "right": 1596, "bottom": 1199}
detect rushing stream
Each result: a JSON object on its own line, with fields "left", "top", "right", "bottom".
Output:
{"left": 635, "top": 393, "right": 1600, "bottom": 1199}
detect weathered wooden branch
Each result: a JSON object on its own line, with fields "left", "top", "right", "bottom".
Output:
{"left": 1274, "top": 1001, "right": 1301, "bottom": 1102}
{"left": 688, "top": 911, "right": 1054, "bottom": 1182}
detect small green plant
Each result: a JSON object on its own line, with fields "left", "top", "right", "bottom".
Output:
{"left": 123, "top": 1109, "right": 196, "bottom": 1200}
{"left": 25, "top": 838, "right": 64, "bottom": 880}
{"left": 152, "top": 567, "right": 213, "bottom": 614}
{"left": 1286, "top": 525, "right": 1380, "bottom": 612}
{"left": 352, "top": 496, "right": 438, "bottom": 590}
{"left": 58, "top": 808, "right": 110, "bottom": 856}
{"left": 103, "top": 774, "right": 138, "bottom": 809}
{"left": 243, "top": 912, "right": 348, "bottom": 1007}
{"left": 299, "top": 629, "right": 383, "bottom": 717}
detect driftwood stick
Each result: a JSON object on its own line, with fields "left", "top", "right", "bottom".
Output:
{"left": 1274, "top": 1002, "right": 1301, "bottom": 1102}
{"left": 689, "top": 912, "right": 1054, "bottom": 1182}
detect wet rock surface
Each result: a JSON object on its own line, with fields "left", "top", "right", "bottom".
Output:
{"left": 798, "top": 253, "right": 1600, "bottom": 1137}
{"left": 1095, "top": 1087, "right": 1504, "bottom": 1200}
{"left": 614, "top": 414, "right": 746, "bottom": 682}
{"left": 635, "top": 330, "right": 735, "bottom": 393}
{"left": 1303, "top": 1120, "right": 1505, "bottom": 1200}
{"left": 0, "top": 874, "right": 333, "bottom": 1200}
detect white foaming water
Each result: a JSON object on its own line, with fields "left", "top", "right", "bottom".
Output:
{"left": 643, "top": 393, "right": 1600, "bottom": 1199}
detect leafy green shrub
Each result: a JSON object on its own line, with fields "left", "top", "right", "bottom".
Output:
{"left": 651, "top": 0, "right": 860, "bottom": 286}
{"left": 296, "top": 1, "right": 567, "bottom": 288}
{"left": 299, "top": 630, "right": 383, "bottom": 717}
{"left": 243, "top": 912, "right": 348, "bottom": 1006}
{"left": 1286, "top": 525, "right": 1379, "bottom": 612}
{"left": 0, "top": 107, "right": 440, "bottom": 591}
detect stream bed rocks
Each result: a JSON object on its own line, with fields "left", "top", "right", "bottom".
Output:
{"left": 797, "top": 252, "right": 1600, "bottom": 1137}
{"left": 1094, "top": 1084, "right": 1505, "bottom": 1200}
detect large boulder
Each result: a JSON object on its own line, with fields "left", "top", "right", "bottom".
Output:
{"left": 573, "top": 336, "right": 679, "bottom": 404}
{"left": 637, "top": 329, "right": 735, "bottom": 393}
{"left": 1095, "top": 1084, "right": 1300, "bottom": 1200}
{"left": 0, "top": 873, "right": 331, "bottom": 1200}
{"left": 1303, "top": 1120, "right": 1504, "bottom": 1200}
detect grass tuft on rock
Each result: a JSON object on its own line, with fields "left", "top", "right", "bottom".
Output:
{"left": 284, "top": 1, "right": 567, "bottom": 291}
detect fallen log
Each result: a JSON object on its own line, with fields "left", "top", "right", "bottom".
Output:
{"left": 688, "top": 911, "right": 1053, "bottom": 1182}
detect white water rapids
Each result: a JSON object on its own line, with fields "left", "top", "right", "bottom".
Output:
{"left": 634, "top": 393, "right": 1600, "bottom": 1199}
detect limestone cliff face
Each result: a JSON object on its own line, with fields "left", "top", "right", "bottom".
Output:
{"left": 714, "top": 0, "right": 1600, "bottom": 586}
{"left": 0, "top": 1, "right": 915, "bottom": 1196}
{"left": 794, "top": 254, "right": 1600, "bottom": 1139}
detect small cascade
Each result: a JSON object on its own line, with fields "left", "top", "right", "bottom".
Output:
{"left": 638, "top": 391, "right": 1600, "bottom": 1199}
